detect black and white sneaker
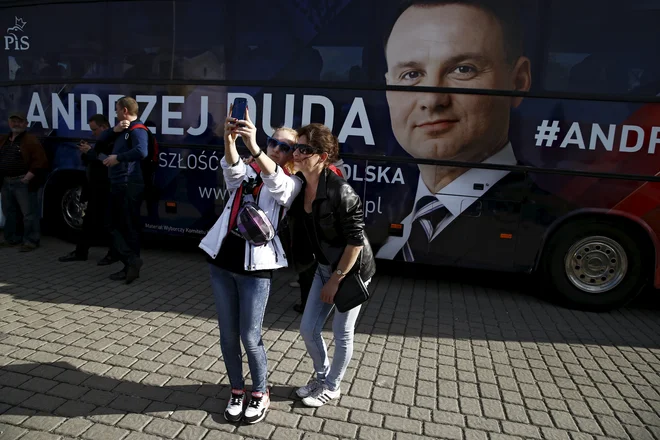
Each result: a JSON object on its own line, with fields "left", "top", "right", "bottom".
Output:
{"left": 296, "top": 378, "right": 322, "bottom": 398}
{"left": 302, "top": 384, "right": 340, "bottom": 407}
{"left": 244, "top": 390, "right": 270, "bottom": 424}
{"left": 224, "top": 388, "right": 246, "bottom": 422}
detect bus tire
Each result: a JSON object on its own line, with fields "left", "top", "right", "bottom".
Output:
{"left": 540, "top": 219, "right": 649, "bottom": 312}
{"left": 45, "top": 181, "right": 85, "bottom": 242}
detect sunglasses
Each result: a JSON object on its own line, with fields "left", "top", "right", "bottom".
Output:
{"left": 266, "top": 136, "right": 293, "bottom": 153}
{"left": 293, "top": 143, "right": 324, "bottom": 155}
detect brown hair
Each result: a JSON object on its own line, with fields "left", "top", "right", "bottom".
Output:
{"left": 116, "top": 96, "right": 139, "bottom": 116}
{"left": 296, "top": 123, "right": 339, "bottom": 164}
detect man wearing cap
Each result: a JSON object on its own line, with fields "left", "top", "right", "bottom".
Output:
{"left": 0, "top": 111, "right": 49, "bottom": 251}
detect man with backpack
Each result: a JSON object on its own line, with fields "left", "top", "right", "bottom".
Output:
{"left": 99, "top": 96, "right": 153, "bottom": 284}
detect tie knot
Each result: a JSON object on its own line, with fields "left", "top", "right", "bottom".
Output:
{"left": 414, "top": 195, "right": 442, "bottom": 221}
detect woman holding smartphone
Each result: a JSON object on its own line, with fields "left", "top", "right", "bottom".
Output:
{"left": 284, "top": 123, "right": 376, "bottom": 407}
{"left": 199, "top": 105, "right": 302, "bottom": 424}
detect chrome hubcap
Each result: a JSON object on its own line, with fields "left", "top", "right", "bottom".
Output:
{"left": 61, "top": 187, "right": 85, "bottom": 230}
{"left": 564, "top": 236, "right": 627, "bottom": 293}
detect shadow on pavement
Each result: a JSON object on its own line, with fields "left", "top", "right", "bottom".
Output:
{"left": 0, "top": 361, "right": 304, "bottom": 423}
{"left": 1, "top": 238, "right": 659, "bottom": 350}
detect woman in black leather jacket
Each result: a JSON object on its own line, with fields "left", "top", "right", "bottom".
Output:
{"left": 286, "top": 123, "right": 376, "bottom": 408}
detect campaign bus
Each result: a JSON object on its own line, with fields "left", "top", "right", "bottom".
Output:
{"left": 1, "top": 0, "right": 659, "bottom": 311}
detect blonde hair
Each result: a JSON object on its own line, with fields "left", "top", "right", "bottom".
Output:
{"left": 272, "top": 126, "right": 298, "bottom": 174}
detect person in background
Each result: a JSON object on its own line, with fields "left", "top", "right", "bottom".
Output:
{"left": 199, "top": 107, "right": 302, "bottom": 424}
{"left": 99, "top": 96, "right": 148, "bottom": 284}
{"left": 58, "top": 114, "right": 119, "bottom": 265}
{"left": 0, "top": 111, "right": 48, "bottom": 252}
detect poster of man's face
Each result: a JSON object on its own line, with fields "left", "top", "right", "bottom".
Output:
{"left": 383, "top": 0, "right": 532, "bottom": 191}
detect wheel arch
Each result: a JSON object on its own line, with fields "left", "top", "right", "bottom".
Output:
{"left": 533, "top": 208, "right": 659, "bottom": 287}
{"left": 41, "top": 168, "right": 86, "bottom": 219}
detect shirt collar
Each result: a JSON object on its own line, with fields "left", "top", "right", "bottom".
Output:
{"left": 414, "top": 142, "right": 517, "bottom": 217}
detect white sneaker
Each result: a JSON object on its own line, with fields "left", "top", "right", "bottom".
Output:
{"left": 289, "top": 280, "right": 300, "bottom": 287}
{"left": 296, "top": 378, "right": 323, "bottom": 398}
{"left": 224, "top": 389, "right": 246, "bottom": 422}
{"left": 244, "top": 390, "right": 270, "bottom": 424}
{"left": 302, "top": 385, "right": 340, "bottom": 407}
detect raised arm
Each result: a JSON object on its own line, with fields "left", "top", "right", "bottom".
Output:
{"left": 231, "top": 108, "right": 301, "bottom": 205}
{"left": 222, "top": 105, "right": 247, "bottom": 190}
{"left": 232, "top": 108, "right": 278, "bottom": 176}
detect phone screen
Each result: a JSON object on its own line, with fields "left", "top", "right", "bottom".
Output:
{"left": 231, "top": 98, "right": 248, "bottom": 123}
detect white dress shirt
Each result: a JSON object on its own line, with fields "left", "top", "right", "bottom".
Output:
{"left": 376, "top": 143, "right": 517, "bottom": 259}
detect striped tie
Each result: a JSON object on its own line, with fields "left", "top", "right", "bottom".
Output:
{"left": 401, "top": 196, "right": 450, "bottom": 262}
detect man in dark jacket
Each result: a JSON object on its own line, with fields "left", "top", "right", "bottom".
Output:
{"left": 0, "top": 111, "right": 48, "bottom": 252}
{"left": 58, "top": 114, "right": 119, "bottom": 265}
{"left": 98, "top": 96, "right": 148, "bottom": 284}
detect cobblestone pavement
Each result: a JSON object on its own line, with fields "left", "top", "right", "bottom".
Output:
{"left": 0, "top": 237, "right": 659, "bottom": 440}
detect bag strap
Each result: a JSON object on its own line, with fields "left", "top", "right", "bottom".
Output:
{"left": 126, "top": 123, "right": 153, "bottom": 158}
{"left": 129, "top": 123, "right": 149, "bottom": 133}
{"left": 227, "top": 185, "right": 244, "bottom": 232}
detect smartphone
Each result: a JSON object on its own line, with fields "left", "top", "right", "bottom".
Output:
{"left": 97, "top": 153, "right": 108, "bottom": 161}
{"left": 230, "top": 97, "right": 248, "bottom": 126}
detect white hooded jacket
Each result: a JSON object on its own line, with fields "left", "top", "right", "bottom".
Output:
{"left": 199, "top": 156, "right": 302, "bottom": 271}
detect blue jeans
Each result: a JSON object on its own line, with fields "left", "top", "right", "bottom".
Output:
{"left": 300, "top": 264, "right": 364, "bottom": 391}
{"left": 1, "top": 177, "right": 40, "bottom": 246}
{"left": 209, "top": 265, "right": 270, "bottom": 393}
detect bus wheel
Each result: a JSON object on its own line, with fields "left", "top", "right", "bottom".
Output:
{"left": 46, "top": 183, "right": 85, "bottom": 241}
{"left": 541, "top": 220, "right": 649, "bottom": 312}
{"left": 61, "top": 186, "right": 86, "bottom": 232}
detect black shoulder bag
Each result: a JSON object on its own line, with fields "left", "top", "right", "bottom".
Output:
{"left": 333, "top": 251, "right": 372, "bottom": 313}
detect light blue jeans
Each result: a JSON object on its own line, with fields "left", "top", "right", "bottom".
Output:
{"left": 299, "top": 264, "right": 363, "bottom": 391}
{"left": 209, "top": 265, "right": 270, "bottom": 393}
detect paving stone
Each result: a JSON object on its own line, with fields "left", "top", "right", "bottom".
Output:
{"left": 143, "top": 418, "right": 185, "bottom": 438}
{"left": 21, "top": 394, "right": 67, "bottom": 412}
{"left": 54, "top": 400, "right": 96, "bottom": 417}
{"left": 117, "top": 414, "right": 154, "bottom": 431}
{"left": 176, "top": 425, "right": 209, "bottom": 440}
{"left": 301, "top": 433, "right": 339, "bottom": 440}
{"left": 124, "top": 433, "right": 163, "bottom": 440}
{"left": 18, "top": 431, "right": 63, "bottom": 440}
{"left": 5, "top": 237, "right": 660, "bottom": 440}
{"left": 0, "top": 406, "right": 35, "bottom": 425}
{"left": 501, "top": 421, "right": 541, "bottom": 439}
{"left": 21, "top": 414, "right": 67, "bottom": 431}
{"left": 272, "top": 426, "right": 304, "bottom": 440}
{"left": 298, "top": 416, "right": 325, "bottom": 432}
{"left": 0, "top": 423, "right": 28, "bottom": 440}
{"left": 169, "top": 409, "right": 207, "bottom": 426}
{"left": 81, "top": 423, "right": 130, "bottom": 439}
{"left": 359, "top": 426, "right": 395, "bottom": 440}
{"left": 323, "top": 420, "right": 358, "bottom": 437}
{"left": 53, "top": 418, "right": 94, "bottom": 437}
{"left": 235, "top": 422, "right": 276, "bottom": 439}
{"left": 203, "top": 431, "right": 243, "bottom": 440}
{"left": 48, "top": 383, "right": 89, "bottom": 400}
{"left": 384, "top": 416, "right": 423, "bottom": 434}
